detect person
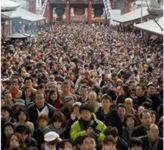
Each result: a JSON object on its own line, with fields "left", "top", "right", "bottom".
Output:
{"left": 15, "top": 108, "right": 34, "bottom": 134}
{"left": 48, "top": 111, "right": 66, "bottom": 137}
{"left": 3, "top": 92, "right": 14, "bottom": 109}
{"left": 15, "top": 124, "right": 38, "bottom": 149}
{"left": 123, "top": 97, "right": 136, "bottom": 115}
{"left": 70, "top": 104, "right": 106, "bottom": 143}
{"left": 60, "top": 81, "right": 73, "bottom": 102}
{"left": 64, "top": 101, "right": 81, "bottom": 139}
{"left": 22, "top": 77, "right": 37, "bottom": 105}
{"left": 58, "top": 139, "right": 73, "bottom": 150}
{"left": 42, "top": 131, "right": 62, "bottom": 150}
{"left": 9, "top": 79, "right": 22, "bottom": 99}
{"left": 79, "top": 134, "right": 97, "bottom": 150}
{"left": 116, "top": 104, "right": 126, "bottom": 125}
{"left": 122, "top": 114, "right": 136, "bottom": 143}
{"left": 60, "top": 95, "right": 75, "bottom": 120}
{"left": 27, "top": 91, "right": 56, "bottom": 128}
{"left": 86, "top": 90, "right": 101, "bottom": 113}
{"left": 47, "top": 90, "right": 63, "bottom": 109}
{"left": 77, "top": 85, "right": 89, "bottom": 103}
{"left": 96, "top": 94, "right": 122, "bottom": 135}
{"left": 133, "top": 85, "right": 152, "bottom": 109}
{"left": 132, "top": 110, "right": 152, "bottom": 137}
{"left": 104, "top": 126, "right": 128, "bottom": 150}
{"left": 2, "top": 123, "right": 15, "bottom": 149}
{"left": 4, "top": 132, "right": 26, "bottom": 150}
{"left": 139, "top": 123, "right": 163, "bottom": 150}
{"left": 2, "top": 106, "right": 16, "bottom": 127}
{"left": 101, "top": 136, "right": 117, "bottom": 150}
{"left": 128, "top": 138, "right": 143, "bottom": 150}
{"left": 147, "top": 83, "right": 162, "bottom": 111}
{"left": 33, "top": 114, "right": 50, "bottom": 149}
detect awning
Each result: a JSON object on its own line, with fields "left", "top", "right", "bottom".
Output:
{"left": 113, "top": 7, "right": 149, "bottom": 23}
{"left": 134, "top": 17, "right": 163, "bottom": 36}
{"left": 1, "top": 0, "right": 21, "bottom": 11}
{"left": 1, "top": 8, "right": 44, "bottom": 22}
{"left": 8, "top": 33, "right": 30, "bottom": 39}
{"left": 1, "top": 11, "right": 21, "bottom": 19}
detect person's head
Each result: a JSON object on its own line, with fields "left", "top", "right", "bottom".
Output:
{"left": 44, "top": 131, "right": 62, "bottom": 149}
{"left": 16, "top": 108, "right": 29, "bottom": 123}
{"left": 24, "top": 77, "right": 33, "bottom": 88}
{"left": 2, "top": 106, "right": 11, "bottom": 120}
{"left": 35, "top": 91, "right": 45, "bottom": 108}
{"left": 151, "top": 111, "right": 157, "bottom": 123}
{"left": 4, "top": 92, "right": 13, "bottom": 102}
{"left": 140, "top": 110, "right": 152, "bottom": 128}
{"left": 51, "top": 111, "right": 66, "bottom": 129}
{"left": 15, "top": 124, "right": 31, "bottom": 141}
{"left": 101, "top": 136, "right": 117, "bottom": 150}
{"left": 79, "top": 85, "right": 88, "bottom": 97}
{"left": 147, "top": 123, "right": 159, "bottom": 141}
{"left": 24, "top": 87, "right": 33, "bottom": 97}
{"left": 64, "top": 95, "right": 75, "bottom": 110}
{"left": 80, "top": 104, "right": 93, "bottom": 121}
{"left": 48, "top": 90, "right": 59, "bottom": 103}
{"left": 47, "top": 82, "right": 57, "bottom": 92}
{"left": 72, "top": 102, "right": 81, "bottom": 114}
{"left": 3, "top": 123, "right": 15, "bottom": 138}
{"left": 58, "top": 139, "right": 73, "bottom": 150}
{"left": 61, "top": 81, "right": 71, "bottom": 94}
{"left": 10, "top": 79, "right": 19, "bottom": 89}
{"left": 136, "top": 85, "right": 145, "bottom": 97}
{"left": 129, "top": 138, "right": 143, "bottom": 150}
{"left": 147, "top": 84, "right": 156, "bottom": 96}
{"left": 125, "top": 114, "right": 136, "bottom": 129}
{"left": 117, "top": 104, "right": 126, "bottom": 120}
{"left": 124, "top": 97, "right": 133, "bottom": 110}
{"left": 104, "top": 126, "right": 119, "bottom": 141}
{"left": 137, "top": 106, "right": 145, "bottom": 115}
{"left": 49, "top": 74, "right": 55, "bottom": 82}
{"left": 81, "top": 135, "right": 97, "bottom": 150}
{"left": 38, "top": 114, "right": 49, "bottom": 128}
{"left": 143, "top": 63, "right": 148, "bottom": 72}
{"left": 88, "top": 90, "right": 97, "bottom": 102}
{"left": 101, "top": 94, "right": 112, "bottom": 109}
{"left": 8, "top": 133, "right": 24, "bottom": 149}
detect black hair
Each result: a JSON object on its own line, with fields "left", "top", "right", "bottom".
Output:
{"left": 15, "top": 124, "right": 31, "bottom": 135}
{"left": 2, "top": 106, "right": 11, "bottom": 115}
{"left": 102, "top": 94, "right": 112, "bottom": 101}
{"left": 16, "top": 108, "right": 29, "bottom": 122}
{"left": 107, "top": 90, "right": 117, "bottom": 100}
{"left": 80, "top": 104, "right": 93, "bottom": 113}
{"left": 58, "top": 139, "right": 73, "bottom": 149}
{"left": 129, "top": 138, "right": 143, "bottom": 148}
{"left": 104, "top": 126, "right": 118, "bottom": 138}
{"left": 139, "top": 110, "right": 151, "bottom": 119}
{"left": 24, "top": 76, "right": 33, "bottom": 83}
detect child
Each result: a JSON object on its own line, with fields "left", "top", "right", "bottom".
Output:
{"left": 33, "top": 114, "right": 49, "bottom": 149}
{"left": 48, "top": 111, "right": 66, "bottom": 138}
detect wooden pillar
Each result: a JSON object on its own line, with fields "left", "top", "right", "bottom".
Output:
{"left": 28, "top": 0, "right": 36, "bottom": 13}
{"left": 87, "top": 0, "right": 92, "bottom": 25}
{"left": 48, "top": 6, "right": 53, "bottom": 23}
{"left": 124, "top": 1, "right": 131, "bottom": 13}
{"left": 44, "top": 3, "right": 53, "bottom": 23}
{"left": 66, "top": 0, "right": 71, "bottom": 24}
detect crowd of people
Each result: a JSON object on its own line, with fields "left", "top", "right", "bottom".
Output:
{"left": 1, "top": 22, "right": 163, "bottom": 150}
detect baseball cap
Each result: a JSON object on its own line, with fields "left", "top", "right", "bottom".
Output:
{"left": 44, "top": 131, "right": 62, "bottom": 142}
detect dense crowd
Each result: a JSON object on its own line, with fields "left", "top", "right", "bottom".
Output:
{"left": 1, "top": 23, "right": 163, "bottom": 150}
